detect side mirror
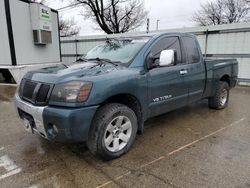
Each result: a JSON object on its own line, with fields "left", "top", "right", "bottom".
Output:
{"left": 159, "top": 50, "right": 176, "bottom": 67}
{"left": 146, "top": 53, "right": 158, "bottom": 69}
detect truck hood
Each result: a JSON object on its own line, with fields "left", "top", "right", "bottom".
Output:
{"left": 24, "top": 62, "right": 122, "bottom": 84}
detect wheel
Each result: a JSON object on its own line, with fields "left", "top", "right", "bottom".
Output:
{"left": 208, "top": 81, "right": 230, "bottom": 110}
{"left": 87, "top": 103, "right": 138, "bottom": 160}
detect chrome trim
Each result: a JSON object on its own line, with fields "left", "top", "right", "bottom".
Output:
{"left": 15, "top": 94, "right": 47, "bottom": 138}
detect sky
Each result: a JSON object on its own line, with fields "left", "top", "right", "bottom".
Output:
{"left": 46, "top": 0, "right": 214, "bottom": 36}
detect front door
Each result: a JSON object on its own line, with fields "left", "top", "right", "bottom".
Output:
{"left": 147, "top": 36, "right": 189, "bottom": 117}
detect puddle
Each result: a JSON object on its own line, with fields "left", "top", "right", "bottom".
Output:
{"left": 0, "top": 85, "right": 17, "bottom": 102}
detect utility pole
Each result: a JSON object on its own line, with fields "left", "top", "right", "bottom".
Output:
{"left": 146, "top": 18, "right": 150, "bottom": 33}
{"left": 156, "top": 19, "right": 160, "bottom": 31}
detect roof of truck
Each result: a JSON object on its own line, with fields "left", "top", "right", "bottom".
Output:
{"left": 112, "top": 32, "right": 196, "bottom": 41}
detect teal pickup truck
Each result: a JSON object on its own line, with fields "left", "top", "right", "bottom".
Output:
{"left": 15, "top": 33, "right": 238, "bottom": 160}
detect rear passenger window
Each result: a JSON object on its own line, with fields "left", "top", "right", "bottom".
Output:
{"left": 183, "top": 37, "right": 200, "bottom": 64}
{"left": 151, "top": 37, "right": 182, "bottom": 64}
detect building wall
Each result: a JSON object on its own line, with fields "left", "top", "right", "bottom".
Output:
{"left": 10, "top": 0, "right": 60, "bottom": 65}
{"left": 61, "top": 23, "right": 250, "bottom": 83}
{"left": 0, "top": 0, "right": 61, "bottom": 66}
{"left": 0, "top": 0, "right": 12, "bottom": 65}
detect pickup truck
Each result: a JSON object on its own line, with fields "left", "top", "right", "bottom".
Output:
{"left": 15, "top": 33, "right": 238, "bottom": 160}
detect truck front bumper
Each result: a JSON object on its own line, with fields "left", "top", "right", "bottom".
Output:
{"left": 15, "top": 94, "right": 99, "bottom": 142}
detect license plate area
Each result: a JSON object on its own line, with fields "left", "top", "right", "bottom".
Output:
{"left": 16, "top": 95, "right": 47, "bottom": 138}
{"left": 23, "top": 118, "right": 34, "bottom": 133}
{"left": 17, "top": 108, "right": 36, "bottom": 133}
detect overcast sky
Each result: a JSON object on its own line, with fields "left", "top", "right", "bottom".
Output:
{"left": 46, "top": 0, "right": 215, "bottom": 36}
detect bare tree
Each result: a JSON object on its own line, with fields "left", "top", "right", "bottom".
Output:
{"left": 72, "top": 0, "right": 148, "bottom": 34}
{"left": 193, "top": 0, "right": 250, "bottom": 26}
{"left": 59, "top": 16, "right": 80, "bottom": 37}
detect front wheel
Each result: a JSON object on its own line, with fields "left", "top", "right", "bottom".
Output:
{"left": 87, "top": 103, "right": 138, "bottom": 160}
{"left": 208, "top": 81, "right": 230, "bottom": 110}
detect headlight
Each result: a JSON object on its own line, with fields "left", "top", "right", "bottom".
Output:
{"left": 50, "top": 81, "right": 92, "bottom": 103}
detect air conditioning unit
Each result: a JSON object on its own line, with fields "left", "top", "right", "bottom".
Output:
{"left": 30, "top": 3, "right": 52, "bottom": 45}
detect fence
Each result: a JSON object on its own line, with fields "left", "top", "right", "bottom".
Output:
{"left": 60, "top": 23, "right": 250, "bottom": 85}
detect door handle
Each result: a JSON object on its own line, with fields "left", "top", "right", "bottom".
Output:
{"left": 180, "top": 70, "right": 188, "bottom": 75}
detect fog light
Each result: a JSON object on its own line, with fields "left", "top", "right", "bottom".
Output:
{"left": 47, "top": 123, "right": 59, "bottom": 138}
{"left": 52, "top": 124, "right": 59, "bottom": 134}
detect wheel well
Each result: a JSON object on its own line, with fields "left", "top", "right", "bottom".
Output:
{"left": 101, "top": 94, "right": 144, "bottom": 133}
{"left": 220, "top": 75, "right": 230, "bottom": 86}
{"left": 0, "top": 69, "right": 15, "bottom": 83}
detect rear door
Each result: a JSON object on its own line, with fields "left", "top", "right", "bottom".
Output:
{"left": 181, "top": 36, "right": 206, "bottom": 103}
{"left": 147, "top": 36, "right": 189, "bottom": 117}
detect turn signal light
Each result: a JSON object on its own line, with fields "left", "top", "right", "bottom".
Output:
{"left": 77, "top": 84, "right": 92, "bottom": 102}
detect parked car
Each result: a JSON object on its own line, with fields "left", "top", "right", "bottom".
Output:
{"left": 15, "top": 33, "right": 238, "bottom": 160}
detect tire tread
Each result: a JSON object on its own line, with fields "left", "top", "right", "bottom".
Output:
{"left": 208, "top": 81, "right": 229, "bottom": 110}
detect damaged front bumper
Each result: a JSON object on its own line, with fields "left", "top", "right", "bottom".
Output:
{"left": 15, "top": 94, "right": 99, "bottom": 142}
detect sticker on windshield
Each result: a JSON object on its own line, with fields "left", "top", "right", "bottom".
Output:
{"left": 131, "top": 38, "right": 150, "bottom": 43}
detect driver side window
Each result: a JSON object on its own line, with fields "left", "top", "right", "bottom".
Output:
{"left": 150, "top": 37, "right": 182, "bottom": 65}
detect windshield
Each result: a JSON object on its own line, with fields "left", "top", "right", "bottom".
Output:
{"left": 84, "top": 38, "right": 150, "bottom": 64}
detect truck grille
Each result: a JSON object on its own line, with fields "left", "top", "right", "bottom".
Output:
{"left": 19, "top": 79, "right": 52, "bottom": 106}
{"left": 22, "top": 80, "right": 37, "bottom": 100}
{"left": 36, "top": 84, "right": 51, "bottom": 103}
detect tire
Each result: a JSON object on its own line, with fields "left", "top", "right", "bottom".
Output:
{"left": 87, "top": 103, "right": 138, "bottom": 160}
{"left": 208, "top": 81, "right": 230, "bottom": 110}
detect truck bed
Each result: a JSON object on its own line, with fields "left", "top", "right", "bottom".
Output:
{"left": 203, "top": 58, "right": 238, "bottom": 98}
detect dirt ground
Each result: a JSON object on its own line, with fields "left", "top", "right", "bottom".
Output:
{"left": 0, "top": 85, "right": 250, "bottom": 188}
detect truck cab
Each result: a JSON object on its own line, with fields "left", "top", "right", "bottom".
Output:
{"left": 145, "top": 34, "right": 206, "bottom": 117}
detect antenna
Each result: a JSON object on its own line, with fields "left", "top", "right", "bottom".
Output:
{"left": 156, "top": 19, "right": 160, "bottom": 31}
{"left": 146, "top": 18, "right": 150, "bottom": 33}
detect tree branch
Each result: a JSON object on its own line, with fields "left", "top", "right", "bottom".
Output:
{"left": 73, "top": 0, "right": 148, "bottom": 34}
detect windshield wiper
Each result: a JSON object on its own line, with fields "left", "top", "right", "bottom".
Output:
{"left": 88, "top": 58, "right": 119, "bottom": 66}
{"left": 75, "top": 57, "right": 88, "bottom": 62}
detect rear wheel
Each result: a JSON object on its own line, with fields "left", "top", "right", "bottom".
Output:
{"left": 87, "top": 103, "right": 138, "bottom": 160}
{"left": 208, "top": 81, "right": 230, "bottom": 109}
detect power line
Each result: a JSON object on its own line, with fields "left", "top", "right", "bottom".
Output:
{"left": 56, "top": 3, "right": 82, "bottom": 11}
{"left": 58, "top": 7, "right": 83, "bottom": 15}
